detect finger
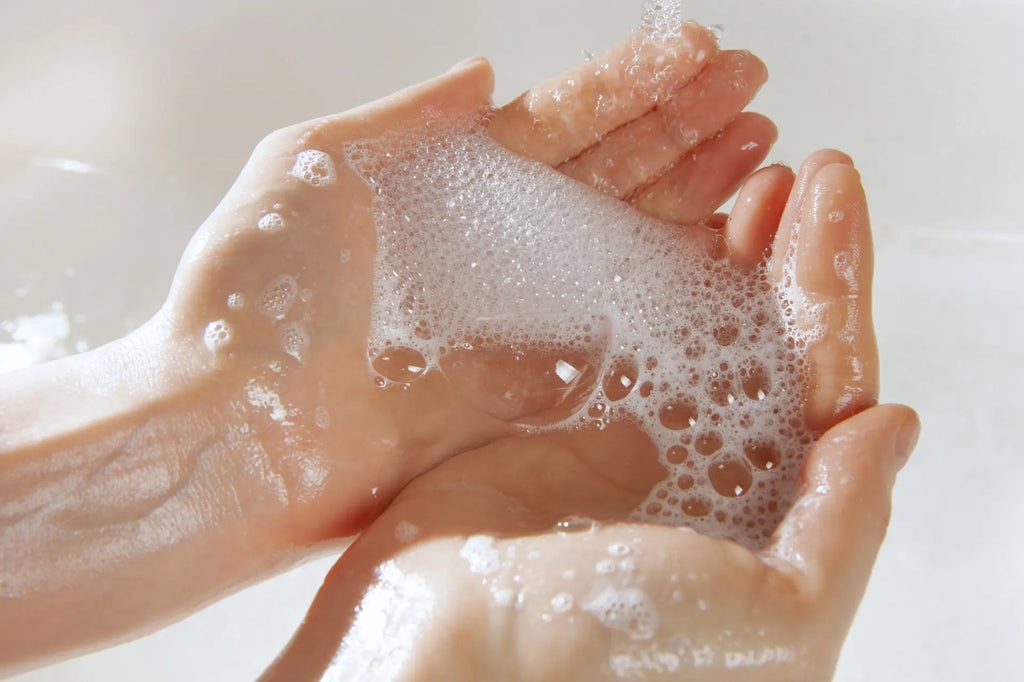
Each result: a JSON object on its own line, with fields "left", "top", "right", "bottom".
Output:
{"left": 768, "top": 149, "right": 853, "bottom": 278}
{"left": 763, "top": 404, "right": 920, "bottom": 617}
{"left": 558, "top": 50, "right": 768, "bottom": 199}
{"left": 789, "top": 162, "right": 879, "bottom": 431}
{"left": 489, "top": 23, "right": 719, "bottom": 166}
{"left": 630, "top": 111, "right": 777, "bottom": 225}
{"left": 276, "top": 56, "right": 496, "bottom": 152}
{"left": 724, "top": 163, "right": 795, "bottom": 268}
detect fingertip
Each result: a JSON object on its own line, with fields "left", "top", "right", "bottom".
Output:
{"left": 891, "top": 405, "right": 921, "bottom": 471}
{"left": 444, "top": 55, "right": 495, "bottom": 100}
{"left": 806, "top": 149, "right": 854, "bottom": 170}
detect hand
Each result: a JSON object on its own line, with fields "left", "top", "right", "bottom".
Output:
{"left": 263, "top": 406, "right": 919, "bottom": 682}
{"left": 0, "top": 22, "right": 789, "bottom": 673}
{"left": 258, "top": 140, "right": 902, "bottom": 680}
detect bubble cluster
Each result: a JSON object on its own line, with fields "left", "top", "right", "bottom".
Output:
{"left": 203, "top": 319, "right": 232, "bottom": 351}
{"left": 459, "top": 535, "right": 501, "bottom": 576}
{"left": 257, "top": 274, "right": 298, "bottom": 320}
{"left": 279, "top": 321, "right": 309, "bottom": 362}
{"left": 290, "top": 149, "right": 336, "bottom": 187}
{"left": 583, "top": 587, "right": 660, "bottom": 641}
{"left": 257, "top": 212, "right": 286, "bottom": 232}
{"left": 226, "top": 293, "right": 245, "bottom": 310}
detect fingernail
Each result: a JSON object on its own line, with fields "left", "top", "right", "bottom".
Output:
{"left": 894, "top": 414, "right": 921, "bottom": 471}
{"left": 448, "top": 56, "right": 482, "bottom": 74}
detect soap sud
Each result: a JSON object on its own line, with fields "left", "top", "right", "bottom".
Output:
{"left": 460, "top": 535, "right": 501, "bottom": 576}
{"left": 257, "top": 275, "right": 298, "bottom": 320}
{"left": 313, "top": 405, "right": 331, "bottom": 429}
{"left": 203, "top": 319, "right": 232, "bottom": 351}
{"left": 639, "top": 0, "right": 686, "bottom": 42}
{"left": 610, "top": 646, "right": 682, "bottom": 677}
{"left": 491, "top": 587, "right": 515, "bottom": 607}
{"left": 608, "top": 542, "right": 631, "bottom": 557}
{"left": 257, "top": 212, "right": 286, "bottom": 232}
{"left": 394, "top": 521, "right": 420, "bottom": 543}
{"left": 245, "top": 380, "right": 289, "bottom": 423}
{"left": 279, "top": 321, "right": 310, "bottom": 361}
{"left": 290, "top": 149, "right": 336, "bottom": 187}
{"left": 0, "top": 306, "right": 72, "bottom": 373}
{"left": 550, "top": 592, "right": 575, "bottom": 613}
{"left": 584, "top": 587, "right": 660, "bottom": 641}
{"left": 342, "top": 115, "right": 817, "bottom": 548}
{"left": 323, "top": 561, "right": 434, "bottom": 682}
{"left": 226, "top": 293, "right": 245, "bottom": 310}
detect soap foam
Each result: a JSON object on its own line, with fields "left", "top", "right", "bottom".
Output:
{"left": 341, "top": 116, "right": 814, "bottom": 549}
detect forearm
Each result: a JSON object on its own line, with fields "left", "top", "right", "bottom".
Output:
{"left": 0, "top": 321, "right": 298, "bottom": 675}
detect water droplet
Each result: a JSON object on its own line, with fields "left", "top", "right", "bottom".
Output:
{"left": 556, "top": 516, "right": 597, "bottom": 533}
{"left": 372, "top": 346, "right": 428, "bottom": 383}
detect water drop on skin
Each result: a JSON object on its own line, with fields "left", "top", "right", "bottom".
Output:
{"left": 555, "top": 516, "right": 597, "bottom": 533}
{"left": 371, "top": 346, "right": 428, "bottom": 384}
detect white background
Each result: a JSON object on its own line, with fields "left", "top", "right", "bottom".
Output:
{"left": 2, "top": 0, "right": 1022, "bottom": 679}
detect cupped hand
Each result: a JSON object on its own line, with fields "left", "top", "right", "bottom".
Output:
{"left": 255, "top": 71, "right": 898, "bottom": 679}
{"left": 154, "top": 23, "right": 784, "bottom": 543}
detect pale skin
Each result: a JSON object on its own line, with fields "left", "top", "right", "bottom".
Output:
{"left": 0, "top": 22, "right": 917, "bottom": 681}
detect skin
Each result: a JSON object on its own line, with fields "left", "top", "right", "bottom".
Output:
{"left": 0, "top": 22, "right": 913, "bottom": 681}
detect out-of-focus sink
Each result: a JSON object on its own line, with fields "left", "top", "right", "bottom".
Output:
{"left": 3, "top": 1, "right": 1021, "bottom": 679}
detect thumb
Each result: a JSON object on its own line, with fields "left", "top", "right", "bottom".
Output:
{"left": 763, "top": 404, "right": 920, "bottom": 609}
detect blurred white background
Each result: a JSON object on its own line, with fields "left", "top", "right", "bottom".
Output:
{"left": 2, "top": 0, "right": 1022, "bottom": 679}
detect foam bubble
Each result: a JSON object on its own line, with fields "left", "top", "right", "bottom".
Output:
{"left": 290, "top": 149, "right": 336, "bottom": 187}
{"left": 279, "top": 321, "right": 310, "bottom": 361}
{"left": 257, "top": 212, "right": 286, "bottom": 232}
{"left": 342, "top": 117, "right": 815, "bottom": 548}
{"left": 459, "top": 535, "right": 501, "bottom": 576}
{"left": 394, "top": 521, "right": 420, "bottom": 543}
{"left": 313, "top": 406, "right": 331, "bottom": 429}
{"left": 203, "top": 319, "right": 232, "bottom": 351}
{"left": 550, "top": 592, "right": 575, "bottom": 613}
{"left": 584, "top": 587, "right": 659, "bottom": 641}
{"left": 226, "top": 293, "right": 245, "bottom": 310}
{"left": 257, "top": 275, "right": 298, "bottom": 320}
